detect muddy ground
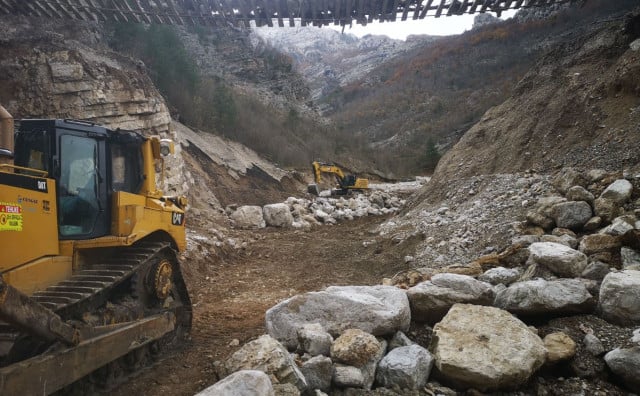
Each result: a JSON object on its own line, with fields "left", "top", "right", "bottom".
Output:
{"left": 111, "top": 214, "right": 420, "bottom": 396}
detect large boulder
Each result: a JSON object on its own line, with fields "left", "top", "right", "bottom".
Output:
{"left": 375, "top": 344, "right": 434, "bottom": 390}
{"left": 263, "top": 203, "right": 294, "bottom": 227}
{"left": 407, "top": 274, "right": 494, "bottom": 324}
{"left": 223, "top": 335, "right": 307, "bottom": 391}
{"left": 494, "top": 279, "right": 595, "bottom": 316}
{"left": 230, "top": 205, "right": 265, "bottom": 229}
{"left": 604, "top": 347, "right": 640, "bottom": 390}
{"left": 266, "top": 286, "right": 410, "bottom": 350}
{"left": 528, "top": 242, "right": 587, "bottom": 277}
{"left": 195, "top": 370, "right": 274, "bottom": 396}
{"left": 431, "top": 304, "right": 546, "bottom": 391}
{"left": 599, "top": 270, "right": 640, "bottom": 325}
{"left": 551, "top": 201, "right": 592, "bottom": 230}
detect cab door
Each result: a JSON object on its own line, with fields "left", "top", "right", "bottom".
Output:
{"left": 56, "top": 132, "right": 109, "bottom": 239}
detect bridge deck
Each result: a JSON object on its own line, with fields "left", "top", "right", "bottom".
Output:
{"left": 0, "top": 0, "right": 580, "bottom": 27}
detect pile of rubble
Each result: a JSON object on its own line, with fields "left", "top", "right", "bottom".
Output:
{"left": 196, "top": 169, "right": 640, "bottom": 395}
{"left": 227, "top": 190, "right": 408, "bottom": 230}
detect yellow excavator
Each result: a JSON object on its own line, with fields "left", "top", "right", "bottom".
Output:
{"left": 0, "top": 105, "right": 191, "bottom": 394}
{"left": 308, "top": 161, "right": 369, "bottom": 196}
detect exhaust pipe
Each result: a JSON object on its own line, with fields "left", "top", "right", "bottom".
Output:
{"left": 0, "top": 105, "right": 14, "bottom": 165}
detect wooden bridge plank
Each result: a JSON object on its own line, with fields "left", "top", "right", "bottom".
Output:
{"left": 379, "top": 0, "right": 389, "bottom": 22}
{"left": 389, "top": 0, "right": 399, "bottom": 21}
{"left": 0, "top": 0, "right": 18, "bottom": 15}
{"left": 344, "top": 0, "right": 354, "bottom": 24}
{"left": 434, "top": 0, "right": 446, "bottom": 17}
{"left": 81, "top": 0, "right": 108, "bottom": 22}
{"left": 420, "top": 0, "right": 434, "bottom": 18}
{"left": 275, "top": 0, "right": 284, "bottom": 26}
{"left": 479, "top": 0, "right": 491, "bottom": 13}
{"left": 469, "top": 0, "right": 482, "bottom": 13}
{"left": 412, "top": 0, "right": 421, "bottom": 19}
{"left": 400, "top": 0, "right": 412, "bottom": 20}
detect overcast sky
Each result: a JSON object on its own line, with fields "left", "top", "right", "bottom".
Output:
{"left": 327, "top": 10, "right": 517, "bottom": 39}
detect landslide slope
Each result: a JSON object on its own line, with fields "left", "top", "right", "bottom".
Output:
{"left": 432, "top": 8, "right": 640, "bottom": 184}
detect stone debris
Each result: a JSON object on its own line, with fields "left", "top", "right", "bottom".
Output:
{"left": 194, "top": 370, "right": 274, "bottom": 396}
{"left": 206, "top": 168, "right": 640, "bottom": 395}
{"left": 227, "top": 186, "right": 414, "bottom": 230}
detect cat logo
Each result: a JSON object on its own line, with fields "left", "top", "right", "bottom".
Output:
{"left": 171, "top": 212, "right": 185, "bottom": 226}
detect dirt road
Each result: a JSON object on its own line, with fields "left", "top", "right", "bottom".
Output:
{"left": 111, "top": 215, "right": 421, "bottom": 396}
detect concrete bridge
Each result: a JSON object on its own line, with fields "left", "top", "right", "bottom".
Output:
{"left": 0, "top": 0, "right": 582, "bottom": 28}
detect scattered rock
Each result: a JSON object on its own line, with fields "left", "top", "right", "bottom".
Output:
{"left": 375, "top": 344, "right": 434, "bottom": 390}
{"left": 478, "top": 267, "right": 521, "bottom": 286}
{"left": 598, "top": 270, "right": 640, "bottom": 325}
{"left": 300, "top": 355, "right": 332, "bottom": 392}
{"left": 604, "top": 347, "right": 640, "bottom": 390}
{"left": 528, "top": 242, "right": 588, "bottom": 277}
{"left": 543, "top": 332, "right": 577, "bottom": 363}
{"left": 298, "top": 323, "right": 333, "bottom": 357}
{"left": 223, "top": 335, "right": 307, "bottom": 391}
{"left": 551, "top": 201, "right": 592, "bottom": 230}
{"left": 407, "top": 274, "right": 494, "bottom": 324}
{"left": 194, "top": 370, "right": 274, "bottom": 396}
{"left": 330, "top": 329, "right": 382, "bottom": 367}
{"left": 263, "top": 203, "right": 294, "bottom": 227}
{"left": 600, "top": 179, "right": 633, "bottom": 205}
{"left": 494, "top": 279, "right": 595, "bottom": 316}
{"left": 230, "top": 205, "right": 265, "bottom": 229}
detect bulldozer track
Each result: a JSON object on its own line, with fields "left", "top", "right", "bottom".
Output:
{"left": 0, "top": 240, "right": 192, "bottom": 372}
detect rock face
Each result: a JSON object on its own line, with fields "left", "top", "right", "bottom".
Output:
{"left": 598, "top": 270, "right": 640, "bottom": 325}
{"left": 431, "top": 304, "right": 546, "bottom": 391}
{"left": 265, "top": 286, "right": 410, "bottom": 350}
{"left": 551, "top": 201, "right": 592, "bottom": 229}
{"left": 528, "top": 242, "right": 588, "bottom": 277}
{"left": 494, "top": 279, "right": 595, "bottom": 316}
{"left": 600, "top": 179, "right": 633, "bottom": 205}
{"left": 407, "top": 274, "right": 494, "bottom": 324}
{"left": 223, "top": 335, "right": 307, "bottom": 391}
{"left": 375, "top": 344, "right": 434, "bottom": 390}
{"left": 195, "top": 370, "right": 274, "bottom": 396}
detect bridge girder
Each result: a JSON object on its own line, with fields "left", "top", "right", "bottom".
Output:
{"left": 0, "top": 0, "right": 582, "bottom": 27}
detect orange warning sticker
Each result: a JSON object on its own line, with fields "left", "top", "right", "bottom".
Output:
{"left": 0, "top": 202, "right": 22, "bottom": 231}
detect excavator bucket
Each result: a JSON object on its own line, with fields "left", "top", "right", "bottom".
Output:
{"left": 307, "top": 183, "right": 320, "bottom": 196}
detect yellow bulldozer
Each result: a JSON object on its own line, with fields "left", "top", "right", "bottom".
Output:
{"left": 0, "top": 105, "right": 191, "bottom": 394}
{"left": 308, "top": 161, "right": 369, "bottom": 196}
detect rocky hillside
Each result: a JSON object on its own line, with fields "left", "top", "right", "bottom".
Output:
{"left": 433, "top": 7, "right": 640, "bottom": 183}
{"left": 0, "top": 16, "right": 304, "bottom": 217}
{"left": 251, "top": 27, "right": 437, "bottom": 110}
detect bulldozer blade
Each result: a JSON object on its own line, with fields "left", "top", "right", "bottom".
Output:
{"left": 0, "top": 311, "right": 176, "bottom": 395}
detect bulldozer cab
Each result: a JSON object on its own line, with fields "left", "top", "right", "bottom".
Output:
{"left": 14, "top": 119, "right": 143, "bottom": 240}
